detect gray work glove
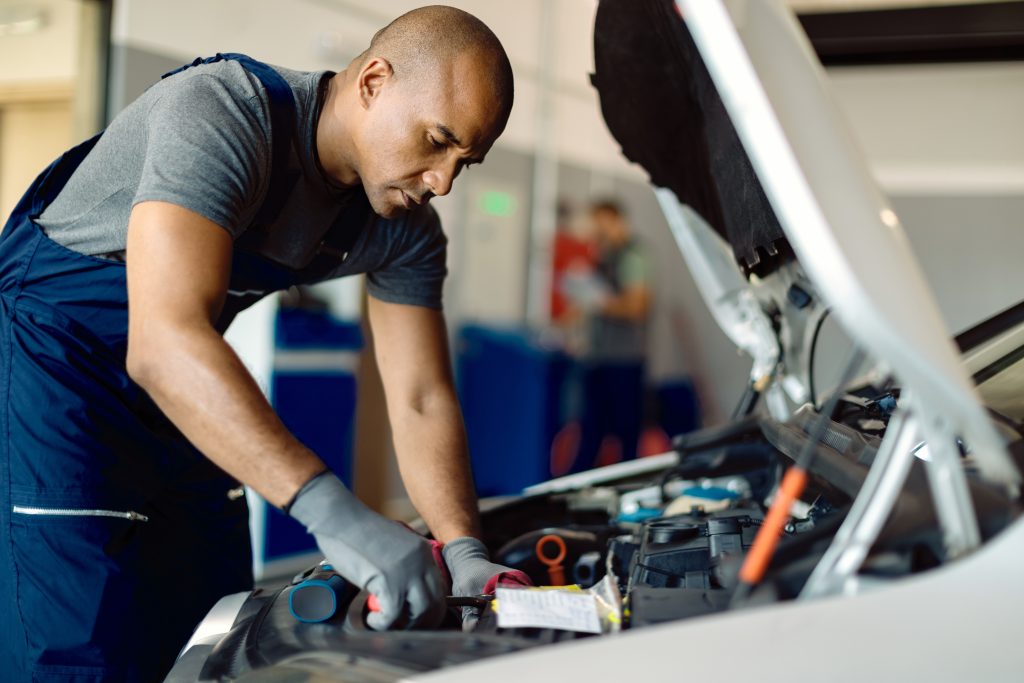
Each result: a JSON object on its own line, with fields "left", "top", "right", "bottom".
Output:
{"left": 441, "top": 537, "right": 532, "bottom": 597}
{"left": 289, "top": 471, "right": 446, "bottom": 630}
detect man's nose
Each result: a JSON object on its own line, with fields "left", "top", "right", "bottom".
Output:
{"left": 423, "top": 159, "right": 458, "bottom": 197}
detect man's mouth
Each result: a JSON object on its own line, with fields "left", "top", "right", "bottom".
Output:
{"left": 401, "top": 190, "right": 429, "bottom": 209}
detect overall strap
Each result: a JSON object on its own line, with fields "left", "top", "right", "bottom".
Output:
{"left": 162, "top": 53, "right": 297, "bottom": 227}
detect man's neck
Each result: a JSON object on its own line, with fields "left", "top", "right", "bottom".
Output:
{"left": 315, "top": 71, "right": 361, "bottom": 189}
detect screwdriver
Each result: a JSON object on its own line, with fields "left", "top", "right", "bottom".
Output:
{"left": 289, "top": 562, "right": 356, "bottom": 623}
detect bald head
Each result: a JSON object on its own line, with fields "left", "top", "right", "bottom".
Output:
{"left": 361, "top": 5, "right": 514, "bottom": 123}
{"left": 319, "top": 6, "right": 513, "bottom": 218}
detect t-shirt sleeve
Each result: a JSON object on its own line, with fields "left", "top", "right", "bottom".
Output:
{"left": 132, "top": 70, "right": 270, "bottom": 237}
{"left": 619, "top": 246, "right": 651, "bottom": 288}
{"left": 365, "top": 205, "right": 448, "bottom": 310}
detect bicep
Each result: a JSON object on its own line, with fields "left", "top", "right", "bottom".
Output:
{"left": 126, "top": 200, "right": 233, "bottom": 335}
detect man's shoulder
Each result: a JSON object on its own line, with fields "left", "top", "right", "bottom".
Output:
{"left": 153, "top": 59, "right": 265, "bottom": 102}
{"left": 150, "top": 59, "right": 321, "bottom": 115}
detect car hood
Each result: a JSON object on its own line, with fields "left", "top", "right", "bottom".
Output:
{"left": 592, "top": 0, "right": 1017, "bottom": 487}
{"left": 592, "top": 0, "right": 788, "bottom": 276}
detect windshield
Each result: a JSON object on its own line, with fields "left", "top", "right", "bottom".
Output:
{"left": 976, "top": 345, "right": 1024, "bottom": 425}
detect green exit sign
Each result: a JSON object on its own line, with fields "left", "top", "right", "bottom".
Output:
{"left": 480, "top": 190, "right": 515, "bottom": 217}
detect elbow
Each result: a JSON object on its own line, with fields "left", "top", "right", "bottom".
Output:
{"left": 126, "top": 341, "right": 159, "bottom": 390}
{"left": 397, "top": 383, "right": 458, "bottom": 421}
{"left": 126, "top": 316, "right": 217, "bottom": 391}
{"left": 126, "top": 328, "right": 171, "bottom": 392}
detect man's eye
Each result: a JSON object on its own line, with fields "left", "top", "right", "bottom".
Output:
{"left": 429, "top": 136, "right": 445, "bottom": 150}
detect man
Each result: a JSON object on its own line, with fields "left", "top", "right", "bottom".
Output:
{"left": 571, "top": 199, "right": 652, "bottom": 472}
{"left": 0, "top": 6, "right": 521, "bottom": 680}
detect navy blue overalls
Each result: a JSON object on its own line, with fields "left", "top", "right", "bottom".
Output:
{"left": 0, "top": 54, "right": 361, "bottom": 681}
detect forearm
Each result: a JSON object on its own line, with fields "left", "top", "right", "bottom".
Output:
{"left": 127, "top": 322, "right": 325, "bottom": 508}
{"left": 388, "top": 388, "right": 481, "bottom": 543}
{"left": 600, "top": 287, "right": 650, "bottom": 321}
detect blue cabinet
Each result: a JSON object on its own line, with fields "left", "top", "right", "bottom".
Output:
{"left": 456, "top": 325, "right": 572, "bottom": 496}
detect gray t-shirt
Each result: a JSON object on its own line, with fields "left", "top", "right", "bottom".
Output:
{"left": 587, "top": 240, "right": 651, "bottom": 362}
{"left": 37, "top": 59, "right": 447, "bottom": 311}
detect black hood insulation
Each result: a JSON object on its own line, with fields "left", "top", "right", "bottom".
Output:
{"left": 592, "top": 0, "right": 791, "bottom": 275}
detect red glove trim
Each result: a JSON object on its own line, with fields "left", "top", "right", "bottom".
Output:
{"left": 428, "top": 539, "right": 452, "bottom": 593}
{"left": 483, "top": 569, "right": 533, "bottom": 595}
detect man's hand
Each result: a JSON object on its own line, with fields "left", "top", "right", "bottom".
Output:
{"left": 289, "top": 471, "right": 447, "bottom": 630}
{"left": 442, "top": 537, "right": 532, "bottom": 597}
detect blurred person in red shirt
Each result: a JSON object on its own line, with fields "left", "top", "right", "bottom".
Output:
{"left": 550, "top": 199, "right": 596, "bottom": 325}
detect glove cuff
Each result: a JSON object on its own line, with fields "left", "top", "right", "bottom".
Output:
{"left": 441, "top": 536, "right": 489, "bottom": 567}
{"left": 288, "top": 469, "right": 366, "bottom": 531}
{"left": 281, "top": 467, "right": 330, "bottom": 516}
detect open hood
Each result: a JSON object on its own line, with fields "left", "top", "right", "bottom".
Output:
{"left": 593, "top": 0, "right": 1018, "bottom": 495}
{"left": 592, "top": 0, "right": 789, "bottom": 276}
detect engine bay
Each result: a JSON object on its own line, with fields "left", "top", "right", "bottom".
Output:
{"left": 167, "top": 382, "right": 1023, "bottom": 681}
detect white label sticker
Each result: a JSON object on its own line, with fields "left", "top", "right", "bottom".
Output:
{"left": 494, "top": 588, "right": 602, "bottom": 634}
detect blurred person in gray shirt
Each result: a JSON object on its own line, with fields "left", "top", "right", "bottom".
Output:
{"left": 564, "top": 199, "right": 652, "bottom": 473}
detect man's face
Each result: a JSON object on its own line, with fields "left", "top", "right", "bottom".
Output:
{"left": 592, "top": 208, "right": 627, "bottom": 248}
{"left": 353, "top": 52, "right": 505, "bottom": 219}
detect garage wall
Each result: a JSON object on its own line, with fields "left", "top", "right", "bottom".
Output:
{"left": 0, "top": 0, "right": 103, "bottom": 220}
{"left": 0, "top": 0, "right": 78, "bottom": 86}
{"left": 0, "top": 0, "right": 77, "bottom": 220}
{"left": 830, "top": 61, "right": 1024, "bottom": 334}
{"left": 0, "top": 95, "right": 74, "bottom": 219}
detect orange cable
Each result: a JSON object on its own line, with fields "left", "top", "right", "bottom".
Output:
{"left": 738, "top": 466, "right": 807, "bottom": 585}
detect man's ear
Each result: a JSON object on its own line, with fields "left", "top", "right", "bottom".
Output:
{"left": 358, "top": 57, "right": 393, "bottom": 109}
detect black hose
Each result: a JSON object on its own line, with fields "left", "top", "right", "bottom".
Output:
{"left": 808, "top": 309, "right": 831, "bottom": 410}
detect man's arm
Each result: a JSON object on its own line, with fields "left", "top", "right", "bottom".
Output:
{"left": 600, "top": 284, "right": 651, "bottom": 321}
{"left": 126, "top": 201, "right": 447, "bottom": 627}
{"left": 125, "top": 200, "right": 325, "bottom": 507}
{"left": 366, "top": 295, "right": 481, "bottom": 542}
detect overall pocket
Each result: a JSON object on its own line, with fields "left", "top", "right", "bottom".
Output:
{"left": 10, "top": 506, "right": 148, "bottom": 681}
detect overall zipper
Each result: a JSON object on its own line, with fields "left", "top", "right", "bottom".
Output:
{"left": 12, "top": 505, "right": 149, "bottom": 522}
